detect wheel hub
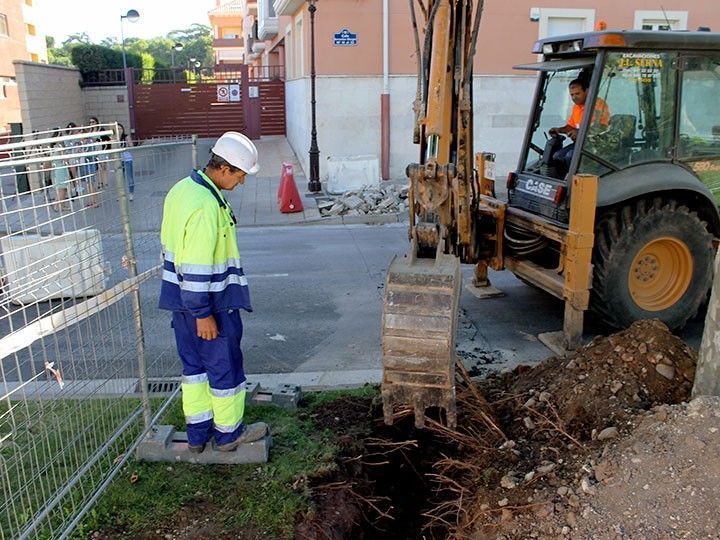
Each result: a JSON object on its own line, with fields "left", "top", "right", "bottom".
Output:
{"left": 628, "top": 237, "right": 693, "bottom": 312}
{"left": 634, "top": 254, "right": 660, "bottom": 282}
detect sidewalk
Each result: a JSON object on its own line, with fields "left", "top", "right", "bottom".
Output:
{"left": 198, "top": 135, "right": 406, "bottom": 227}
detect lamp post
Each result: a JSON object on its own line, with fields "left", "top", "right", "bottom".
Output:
{"left": 171, "top": 42, "right": 183, "bottom": 67}
{"left": 120, "top": 9, "right": 140, "bottom": 72}
{"left": 307, "top": 0, "right": 321, "bottom": 193}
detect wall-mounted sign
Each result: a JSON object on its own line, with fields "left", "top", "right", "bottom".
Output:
{"left": 248, "top": 86, "right": 259, "bottom": 99}
{"left": 216, "top": 85, "right": 229, "bottom": 102}
{"left": 230, "top": 84, "right": 241, "bottom": 101}
{"left": 333, "top": 28, "right": 358, "bottom": 46}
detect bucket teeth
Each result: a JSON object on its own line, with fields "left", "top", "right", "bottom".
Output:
{"left": 381, "top": 254, "right": 461, "bottom": 428}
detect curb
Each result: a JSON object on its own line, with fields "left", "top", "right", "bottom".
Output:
{"left": 236, "top": 213, "right": 408, "bottom": 228}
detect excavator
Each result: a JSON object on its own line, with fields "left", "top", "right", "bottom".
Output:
{"left": 381, "top": 0, "right": 720, "bottom": 428}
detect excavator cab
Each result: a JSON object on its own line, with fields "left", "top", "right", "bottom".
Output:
{"left": 505, "top": 32, "right": 720, "bottom": 332}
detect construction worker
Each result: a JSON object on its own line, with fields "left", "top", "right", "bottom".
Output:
{"left": 549, "top": 77, "right": 610, "bottom": 176}
{"left": 159, "top": 132, "right": 267, "bottom": 453}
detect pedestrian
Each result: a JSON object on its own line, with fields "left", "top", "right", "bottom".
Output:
{"left": 159, "top": 131, "right": 267, "bottom": 453}
{"left": 80, "top": 117, "right": 100, "bottom": 208}
{"left": 117, "top": 123, "right": 135, "bottom": 200}
{"left": 50, "top": 139, "right": 71, "bottom": 212}
{"left": 63, "top": 122, "right": 81, "bottom": 198}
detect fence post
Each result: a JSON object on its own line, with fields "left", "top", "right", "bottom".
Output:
{"left": 693, "top": 248, "right": 720, "bottom": 397}
{"left": 192, "top": 134, "right": 198, "bottom": 169}
{"left": 114, "top": 136, "right": 152, "bottom": 428}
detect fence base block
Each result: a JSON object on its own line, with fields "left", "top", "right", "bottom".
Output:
{"left": 245, "top": 382, "right": 302, "bottom": 410}
{"left": 137, "top": 425, "right": 271, "bottom": 464}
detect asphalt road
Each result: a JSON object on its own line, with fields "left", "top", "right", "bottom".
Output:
{"left": 3, "top": 221, "right": 705, "bottom": 383}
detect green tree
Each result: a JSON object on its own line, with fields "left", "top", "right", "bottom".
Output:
{"left": 63, "top": 32, "right": 90, "bottom": 46}
{"left": 46, "top": 36, "right": 74, "bottom": 66}
{"left": 46, "top": 23, "right": 213, "bottom": 73}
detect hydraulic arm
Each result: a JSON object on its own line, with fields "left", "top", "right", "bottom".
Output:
{"left": 381, "top": 0, "right": 485, "bottom": 428}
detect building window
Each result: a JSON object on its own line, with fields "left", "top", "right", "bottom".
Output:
{"left": 634, "top": 10, "right": 688, "bottom": 31}
{"left": 25, "top": 0, "right": 33, "bottom": 5}
{"left": 222, "top": 26, "right": 242, "bottom": 39}
{"left": 538, "top": 8, "right": 595, "bottom": 39}
{"left": 0, "top": 13, "right": 8, "bottom": 37}
{"left": 30, "top": 53, "right": 39, "bottom": 62}
{"left": 26, "top": 23, "right": 36, "bottom": 36}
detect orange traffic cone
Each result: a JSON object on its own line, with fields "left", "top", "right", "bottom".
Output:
{"left": 279, "top": 164, "right": 303, "bottom": 213}
{"left": 277, "top": 162, "right": 292, "bottom": 203}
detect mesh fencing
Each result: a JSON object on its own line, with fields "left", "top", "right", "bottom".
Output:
{"left": 0, "top": 125, "right": 195, "bottom": 539}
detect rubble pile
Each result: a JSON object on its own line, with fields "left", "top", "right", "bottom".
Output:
{"left": 318, "top": 184, "right": 409, "bottom": 217}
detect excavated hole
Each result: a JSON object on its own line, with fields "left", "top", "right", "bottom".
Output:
{"left": 295, "top": 396, "right": 455, "bottom": 540}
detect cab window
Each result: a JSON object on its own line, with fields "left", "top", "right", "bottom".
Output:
{"left": 580, "top": 51, "right": 677, "bottom": 175}
{"left": 678, "top": 55, "right": 720, "bottom": 202}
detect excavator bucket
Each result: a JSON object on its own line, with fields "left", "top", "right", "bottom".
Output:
{"left": 381, "top": 252, "right": 461, "bottom": 428}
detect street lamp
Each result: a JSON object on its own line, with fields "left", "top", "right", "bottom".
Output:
{"left": 171, "top": 42, "right": 183, "bottom": 68}
{"left": 120, "top": 9, "right": 140, "bottom": 73}
{"left": 307, "top": 0, "right": 321, "bottom": 193}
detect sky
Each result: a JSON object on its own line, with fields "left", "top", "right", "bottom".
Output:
{"left": 40, "top": 0, "right": 219, "bottom": 43}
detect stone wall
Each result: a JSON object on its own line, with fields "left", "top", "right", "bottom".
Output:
{"left": 13, "top": 61, "right": 131, "bottom": 134}
{"left": 82, "top": 87, "right": 130, "bottom": 130}
{"left": 13, "top": 61, "right": 85, "bottom": 133}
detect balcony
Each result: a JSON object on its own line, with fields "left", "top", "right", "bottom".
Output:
{"left": 213, "top": 38, "right": 244, "bottom": 48}
{"left": 273, "top": 0, "right": 304, "bottom": 16}
{"left": 252, "top": 42, "right": 266, "bottom": 54}
{"left": 258, "top": 0, "right": 278, "bottom": 39}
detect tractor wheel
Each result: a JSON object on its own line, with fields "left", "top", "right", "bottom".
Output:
{"left": 591, "top": 198, "right": 714, "bottom": 331}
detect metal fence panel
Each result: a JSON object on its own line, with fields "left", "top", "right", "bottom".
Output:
{"left": 0, "top": 125, "right": 193, "bottom": 539}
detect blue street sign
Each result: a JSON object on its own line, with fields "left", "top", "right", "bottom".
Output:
{"left": 333, "top": 28, "right": 358, "bottom": 46}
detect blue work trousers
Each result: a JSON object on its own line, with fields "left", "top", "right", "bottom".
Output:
{"left": 172, "top": 310, "right": 247, "bottom": 447}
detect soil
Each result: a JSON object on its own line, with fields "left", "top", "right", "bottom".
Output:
{"left": 295, "top": 319, "right": 720, "bottom": 539}
{"left": 97, "top": 320, "right": 719, "bottom": 539}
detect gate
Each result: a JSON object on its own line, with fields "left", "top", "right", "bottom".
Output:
{"left": 132, "top": 65, "right": 286, "bottom": 140}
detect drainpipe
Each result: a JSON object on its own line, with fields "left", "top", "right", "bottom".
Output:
{"left": 381, "top": 0, "right": 390, "bottom": 180}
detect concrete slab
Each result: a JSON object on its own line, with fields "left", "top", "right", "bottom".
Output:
{"left": 137, "top": 424, "right": 271, "bottom": 465}
{"left": 464, "top": 283, "right": 506, "bottom": 299}
{"left": 538, "top": 331, "right": 572, "bottom": 358}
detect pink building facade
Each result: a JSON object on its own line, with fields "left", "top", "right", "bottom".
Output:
{"left": 211, "top": 0, "right": 719, "bottom": 179}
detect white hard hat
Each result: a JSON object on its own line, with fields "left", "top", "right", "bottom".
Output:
{"left": 211, "top": 131, "right": 260, "bottom": 175}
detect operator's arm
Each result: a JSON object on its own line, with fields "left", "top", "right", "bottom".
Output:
{"left": 178, "top": 209, "right": 219, "bottom": 340}
{"left": 549, "top": 124, "right": 577, "bottom": 140}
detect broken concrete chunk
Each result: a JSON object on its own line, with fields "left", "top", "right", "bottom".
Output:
{"left": 655, "top": 363, "right": 675, "bottom": 380}
{"left": 597, "top": 426, "right": 619, "bottom": 441}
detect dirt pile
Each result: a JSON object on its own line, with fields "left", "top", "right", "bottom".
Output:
{"left": 575, "top": 396, "right": 720, "bottom": 539}
{"left": 432, "top": 319, "right": 702, "bottom": 539}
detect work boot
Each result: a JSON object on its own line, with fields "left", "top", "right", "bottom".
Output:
{"left": 188, "top": 442, "right": 206, "bottom": 454}
{"left": 215, "top": 422, "right": 269, "bottom": 452}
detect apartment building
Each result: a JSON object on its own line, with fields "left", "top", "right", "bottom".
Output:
{"left": 211, "top": 0, "right": 719, "bottom": 179}
{"left": 0, "top": 0, "right": 46, "bottom": 134}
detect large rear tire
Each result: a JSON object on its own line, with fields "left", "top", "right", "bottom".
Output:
{"left": 591, "top": 198, "right": 714, "bottom": 331}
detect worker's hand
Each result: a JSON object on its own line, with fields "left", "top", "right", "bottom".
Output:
{"left": 568, "top": 128, "right": 578, "bottom": 141}
{"left": 196, "top": 315, "right": 219, "bottom": 340}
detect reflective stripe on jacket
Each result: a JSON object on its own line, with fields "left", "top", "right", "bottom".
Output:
{"left": 159, "top": 169, "right": 252, "bottom": 317}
